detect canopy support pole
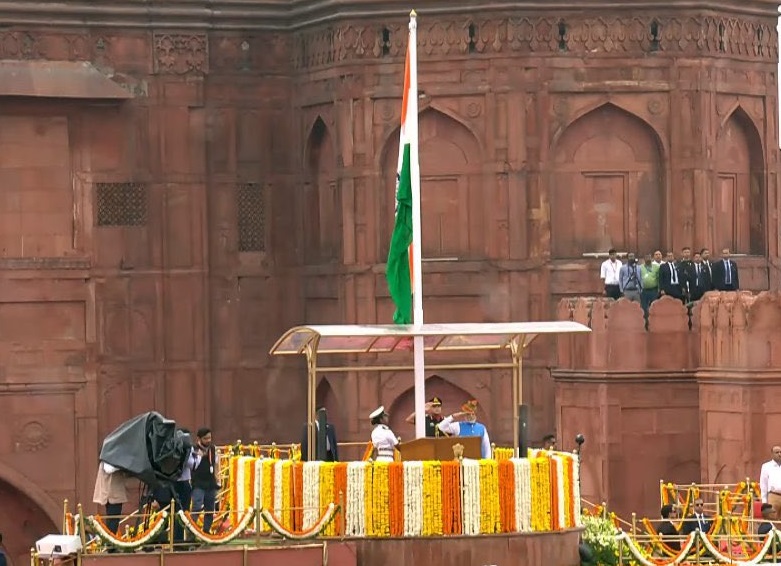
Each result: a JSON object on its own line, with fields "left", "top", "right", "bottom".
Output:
{"left": 510, "top": 338, "right": 526, "bottom": 458}
{"left": 304, "top": 340, "right": 320, "bottom": 462}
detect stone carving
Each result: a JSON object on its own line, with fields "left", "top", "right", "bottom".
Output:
{"left": 14, "top": 421, "right": 51, "bottom": 453}
{"left": 647, "top": 98, "right": 663, "bottom": 115}
{"left": 154, "top": 33, "right": 208, "bottom": 74}
{"left": 0, "top": 31, "right": 41, "bottom": 59}
{"left": 292, "top": 16, "right": 777, "bottom": 69}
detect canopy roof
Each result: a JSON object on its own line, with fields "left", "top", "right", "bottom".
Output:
{"left": 269, "top": 321, "right": 590, "bottom": 356}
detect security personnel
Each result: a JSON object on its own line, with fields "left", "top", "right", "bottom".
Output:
{"left": 405, "top": 396, "right": 449, "bottom": 437}
{"left": 369, "top": 406, "right": 398, "bottom": 462}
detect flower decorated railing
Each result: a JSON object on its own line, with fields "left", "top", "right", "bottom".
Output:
{"left": 226, "top": 451, "right": 581, "bottom": 538}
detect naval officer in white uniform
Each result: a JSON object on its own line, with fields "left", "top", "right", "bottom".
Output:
{"left": 369, "top": 406, "right": 398, "bottom": 462}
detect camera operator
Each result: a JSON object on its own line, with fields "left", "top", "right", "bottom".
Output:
{"left": 618, "top": 253, "right": 642, "bottom": 304}
{"left": 191, "top": 427, "right": 221, "bottom": 534}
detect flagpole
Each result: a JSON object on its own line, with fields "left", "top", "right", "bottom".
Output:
{"left": 408, "top": 10, "right": 426, "bottom": 439}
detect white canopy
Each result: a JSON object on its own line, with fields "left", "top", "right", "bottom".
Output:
{"left": 269, "top": 321, "right": 591, "bottom": 356}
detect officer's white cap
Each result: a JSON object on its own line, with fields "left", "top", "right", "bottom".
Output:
{"left": 369, "top": 406, "right": 386, "bottom": 419}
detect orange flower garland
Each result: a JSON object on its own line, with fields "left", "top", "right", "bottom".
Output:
{"left": 441, "top": 461, "right": 462, "bottom": 535}
{"left": 388, "top": 462, "right": 405, "bottom": 537}
{"left": 498, "top": 460, "right": 516, "bottom": 532}
{"left": 333, "top": 462, "right": 348, "bottom": 536}
{"left": 292, "top": 462, "right": 304, "bottom": 530}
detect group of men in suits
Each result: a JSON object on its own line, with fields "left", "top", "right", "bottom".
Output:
{"left": 656, "top": 247, "right": 740, "bottom": 303}
{"left": 657, "top": 498, "right": 712, "bottom": 551}
{"left": 602, "top": 246, "right": 740, "bottom": 314}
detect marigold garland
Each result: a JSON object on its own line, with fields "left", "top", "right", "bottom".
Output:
{"left": 88, "top": 511, "right": 168, "bottom": 549}
{"left": 498, "top": 460, "right": 516, "bottom": 532}
{"left": 421, "top": 461, "right": 442, "bottom": 536}
{"left": 261, "top": 503, "right": 338, "bottom": 540}
{"left": 180, "top": 508, "right": 255, "bottom": 544}
{"left": 223, "top": 451, "right": 576, "bottom": 538}
{"left": 441, "top": 461, "right": 462, "bottom": 535}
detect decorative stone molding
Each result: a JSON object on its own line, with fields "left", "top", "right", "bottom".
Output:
{"left": 153, "top": 33, "right": 208, "bottom": 75}
{"left": 292, "top": 16, "right": 778, "bottom": 69}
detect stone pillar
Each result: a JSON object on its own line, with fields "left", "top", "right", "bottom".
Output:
{"left": 554, "top": 296, "right": 699, "bottom": 518}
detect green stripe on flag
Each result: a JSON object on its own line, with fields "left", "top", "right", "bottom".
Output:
{"left": 386, "top": 143, "right": 413, "bottom": 325}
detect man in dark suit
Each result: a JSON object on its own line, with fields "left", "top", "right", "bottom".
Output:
{"left": 659, "top": 251, "right": 684, "bottom": 301}
{"left": 689, "top": 252, "right": 712, "bottom": 302}
{"left": 657, "top": 504, "right": 680, "bottom": 551}
{"left": 678, "top": 247, "right": 695, "bottom": 301}
{"left": 0, "top": 532, "right": 7, "bottom": 566}
{"left": 711, "top": 248, "right": 740, "bottom": 291}
{"left": 301, "top": 408, "right": 339, "bottom": 462}
{"left": 681, "top": 498, "right": 711, "bottom": 535}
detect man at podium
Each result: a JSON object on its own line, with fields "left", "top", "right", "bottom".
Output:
{"left": 436, "top": 400, "right": 491, "bottom": 459}
{"left": 405, "top": 396, "right": 448, "bottom": 437}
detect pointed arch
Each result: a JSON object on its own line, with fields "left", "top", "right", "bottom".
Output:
{"left": 303, "top": 116, "right": 341, "bottom": 263}
{"left": 379, "top": 107, "right": 484, "bottom": 260}
{"left": 714, "top": 106, "right": 765, "bottom": 255}
{"left": 386, "top": 374, "right": 476, "bottom": 437}
{"left": 552, "top": 100, "right": 668, "bottom": 158}
{"left": 549, "top": 102, "right": 665, "bottom": 258}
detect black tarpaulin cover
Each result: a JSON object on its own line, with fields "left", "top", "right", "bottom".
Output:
{"left": 99, "top": 412, "right": 192, "bottom": 487}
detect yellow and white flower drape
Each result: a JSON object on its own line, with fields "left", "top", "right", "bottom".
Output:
{"left": 228, "top": 452, "right": 579, "bottom": 537}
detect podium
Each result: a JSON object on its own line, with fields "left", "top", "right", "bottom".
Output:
{"left": 398, "top": 436, "right": 482, "bottom": 461}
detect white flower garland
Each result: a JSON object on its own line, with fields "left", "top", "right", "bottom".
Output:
{"left": 461, "top": 459, "right": 481, "bottom": 535}
{"left": 572, "top": 454, "right": 582, "bottom": 527}
{"left": 235, "top": 456, "right": 247, "bottom": 513}
{"left": 696, "top": 528, "right": 777, "bottom": 566}
{"left": 617, "top": 530, "right": 696, "bottom": 566}
{"left": 273, "top": 460, "right": 284, "bottom": 519}
{"left": 345, "top": 462, "right": 366, "bottom": 536}
{"left": 403, "top": 461, "right": 423, "bottom": 536}
{"left": 512, "top": 458, "right": 532, "bottom": 532}
{"left": 262, "top": 503, "right": 337, "bottom": 540}
{"left": 87, "top": 511, "right": 168, "bottom": 550}
{"left": 552, "top": 455, "right": 566, "bottom": 530}
{"left": 178, "top": 508, "right": 255, "bottom": 545}
{"left": 302, "top": 461, "right": 321, "bottom": 529}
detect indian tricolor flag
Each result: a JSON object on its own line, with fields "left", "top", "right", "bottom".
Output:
{"left": 386, "top": 11, "right": 419, "bottom": 325}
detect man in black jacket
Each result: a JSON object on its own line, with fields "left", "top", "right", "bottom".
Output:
{"left": 659, "top": 251, "right": 684, "bottom": 302}
{"left": 191, "top": 427, "right": 220, "bottom": 534}
{"left": 657, "top": 504, "right": 681, "bottom": 551}
{"left": 301, "top": 408, "right": 339, "bottom": 462}
{"left": 711, "top": 248, "right": 740, "bottom": 291}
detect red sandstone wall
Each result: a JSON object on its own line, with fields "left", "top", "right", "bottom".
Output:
{"left": 556, "top": 291, "right": 781, "bottom": 519}
{"left": 0, "top": 1, "right": 778, "bottom": 561}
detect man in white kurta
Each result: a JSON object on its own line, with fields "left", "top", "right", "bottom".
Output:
{"left": 369, "top": 405, "right": 398, "bottom": 462}
{"left": 760, "top": 445, "right": 781, "bottom": 518}
{"left": 437, "top": 399, "right": 491, "bottom": 459}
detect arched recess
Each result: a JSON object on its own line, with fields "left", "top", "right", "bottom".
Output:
{"left": 380, "top": 109, "right": 484, "bottom": 259}
{"left": 315, "top": 377, "right": 344, "bottom": 436}
{"left": 387, "top": 374, "right": 475, "bottom": 438}
{"left": 550, "top": 103, "right": 664, "bottom": 258}
{"left": 0, "top": 465, "right": 60, "bottom": 566}
{"left": 303, "top": 117, "right": 341, "bottom": 264}
{"left": 714, "top": 107, "right": 765, "bottom": 255}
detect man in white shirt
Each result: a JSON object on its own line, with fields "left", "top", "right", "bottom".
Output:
{"left": 760, "top": 445, "right": 781, "bottom": 518}
{"left": 600, "top": 248, "right": 622, "bottom": 300}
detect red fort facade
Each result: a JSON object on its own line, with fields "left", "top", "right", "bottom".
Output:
{"left": 0, "top": 0, "right": 779, "bottom": 563}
